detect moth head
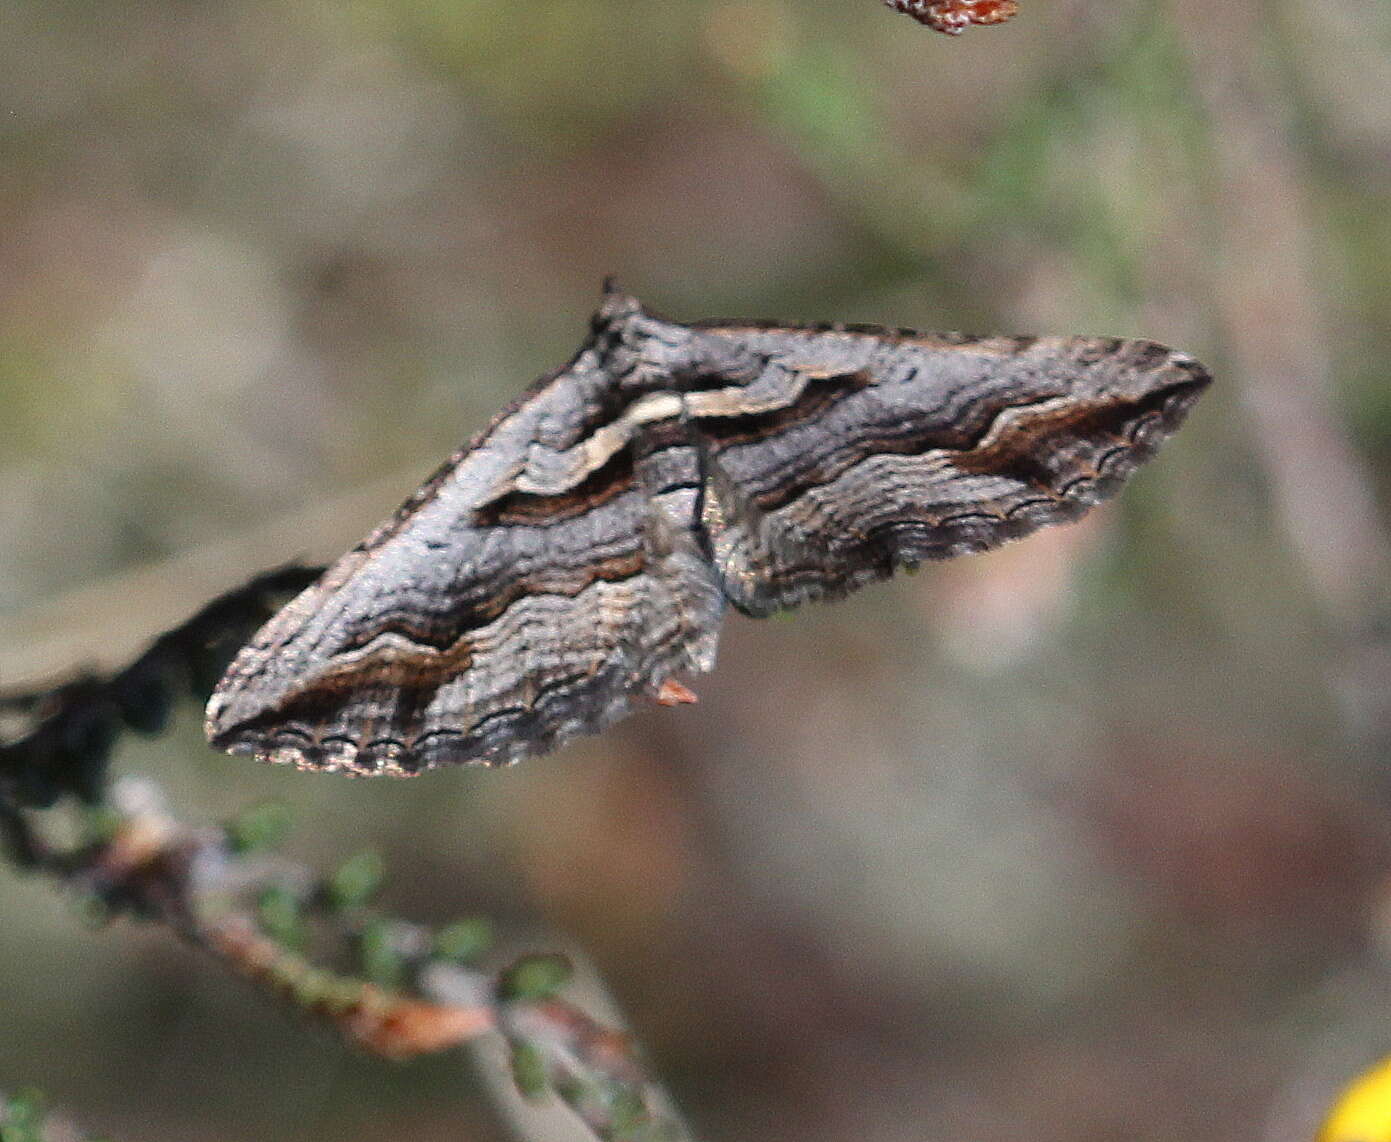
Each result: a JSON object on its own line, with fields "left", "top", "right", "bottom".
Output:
{"left": 590, "top": 282, "right": 710, "bottom": 389}
{"left": 593, "top": 277, "right": 644, "bottom": 332}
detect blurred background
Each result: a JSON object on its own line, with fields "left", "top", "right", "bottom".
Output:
{"left": 2, "top": 0, "right": 1390, "bottom": 1138}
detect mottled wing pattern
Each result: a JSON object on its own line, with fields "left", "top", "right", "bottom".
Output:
{"left": 684, "top": 322, "right": 1210, "bottom": 616}
{"left": 207, "top": 288, "right": 1210, "bottom": 775}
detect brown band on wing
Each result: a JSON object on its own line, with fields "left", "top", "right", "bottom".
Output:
{"left": 475, "top": 398, "right": 701, "bottom": 527}
{"left": 473, "top": 446, "right": 637, "bottom": 527}
{"left": 714, "top": 389, "right": 1061, "bottom": 516}
{"left": 228, "top": 642, "right": 650, "bottom": 775}
{"left": 633, "top": 416, "right": 696, "bottom": 458}
{"left": 736, "top": 364, "right": 1195, "bottom": 518}
{"left": 951, "top": 382, "right": 1181, "bottom": 482}
{"left": 335, "top": 548, "right": 650, "bottom": 657}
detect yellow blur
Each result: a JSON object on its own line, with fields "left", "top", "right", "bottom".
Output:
{"left": 1321, "top": 1057, "right": 1391, "bottom": 1142}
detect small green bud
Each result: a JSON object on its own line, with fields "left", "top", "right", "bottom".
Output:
{"left": 357, "top": 919, "right": 405, "bottom": 989}
{"left": 1, "top": 1088, "right": 53, "bottom": 1142}
{"left": 497, "top": 954, "right": 573, "bottom": 1002}
{"left": 433, "top": 918, "right": 493, "bottom": 965}
{"left": 509, "top": 1043, "right": 549, "bottom": 1101}
{"left": 328, "top": 850, "right": 385, "bottom": 911}
{"left": 226, "top": 801, "right": 293, "bottom": 854}
{"left": 256, "top": 885, "right": 306, "bottom": 952}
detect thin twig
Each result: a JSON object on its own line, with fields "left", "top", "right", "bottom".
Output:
{"left": 0, "top": 570, "right": 692, "bottom": 1142}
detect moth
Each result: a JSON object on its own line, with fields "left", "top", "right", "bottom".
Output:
{"left": 206, "top": 284, "right": 1210, "bottom": 776}
{"left": 885, "top": 0, "right": 1019, "bottom": 34}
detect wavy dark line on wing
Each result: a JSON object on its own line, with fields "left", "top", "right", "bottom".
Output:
{"left": 333, "top": 549, "right": 648, "bottom": 657}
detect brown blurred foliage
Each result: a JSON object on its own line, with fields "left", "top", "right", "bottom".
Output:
{"left": 2, "top": 0, "right": 1390, "bottom": 1140}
